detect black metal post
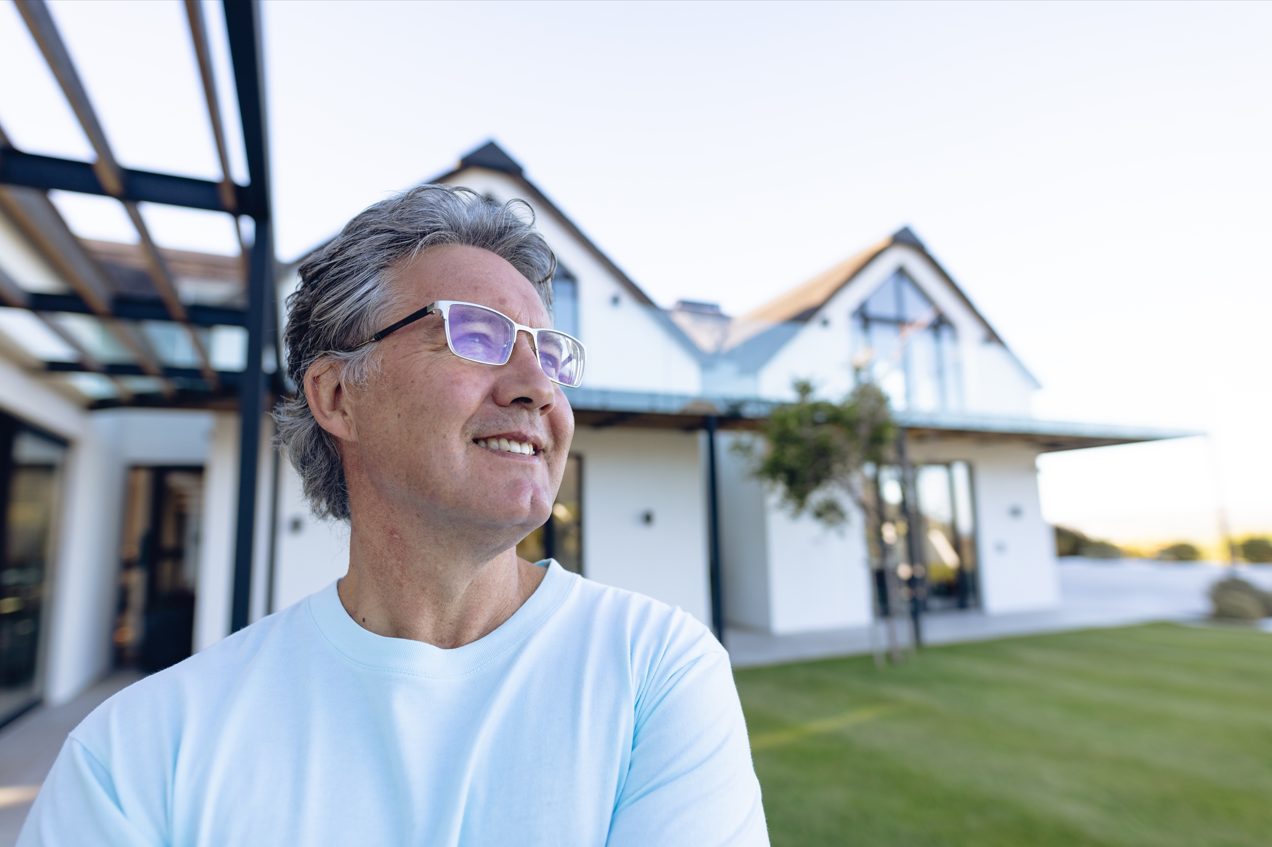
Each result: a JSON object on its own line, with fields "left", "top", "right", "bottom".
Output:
{"left": 230, "top": 219, "right": 271, "bottom": 633}
{"left": 705, "top": 415, "right": 725, "bottom": 642}
{"left": 225, "top": 0, "right": 273, "bottom": 634}
{"left": 895, "top": 427, "right": 923, "bottom": 649}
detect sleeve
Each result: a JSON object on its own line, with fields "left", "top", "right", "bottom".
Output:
{"left": 16, "top": 737, "right": 163, "bottom": 847}
{"left": 606, "top": 647, "right": 769, "bottom": 847}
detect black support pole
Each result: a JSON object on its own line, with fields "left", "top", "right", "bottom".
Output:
{"left": 705, "top": 415, "right": 725, "bottom": 643}
{"left": 226, "top": 0, "right": 273, "bottom": 634}
{"left": 895, "top": 426, "right": 924, "bottom": 649}
{"left": 230, "top": 218, "right": 271, "bottom": 633}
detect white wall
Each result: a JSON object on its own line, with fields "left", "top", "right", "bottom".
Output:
{"left": 272, "top": 457, "right": 350, "bottom": 612}
{"left": 716, "top": 432, "right": 874, "bottom": 635}
{"left": 962, "top": 342, "right": 1038, "bottom": 417}
{"left": 445, "top": 169, "right": 703, "bottom": 397}
{"left": 571, "top": 427, "right": 711, "bottom": 626}
{"left": 716, "top": 432, "right": 772, "bottom": 631}
{"left": 194, "top": 412, "right": 276, "bottom": 651}
{"left": 766, "top": 497, "right": 874, "bottom": 634}
{"left": 43, "top": 416, "right": 122, "bottom": 706}
{"left": 908, "top": 438, "right": 1060, "bottom": 613}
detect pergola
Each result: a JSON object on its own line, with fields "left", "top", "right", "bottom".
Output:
{"left": 0, "top": 0, "right": 275, "bottom": 633}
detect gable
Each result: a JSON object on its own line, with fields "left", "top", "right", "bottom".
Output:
{"left": 751, "top": 242, "right": 1040, "bottom": 409}
{"left": 432, "top": 165, "right": 703, "bottom": 395}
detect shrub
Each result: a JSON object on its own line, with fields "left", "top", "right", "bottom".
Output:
{"left": 1055, "top": 526, "right": 1085, "bottom": 557}
{"left": 1240, "top": 537, "right": 1272, "bottom": 564}
{"left": 1158, "top": 542, "right": 1201, "bottom": 562}
{"left": 1081, "top": 539, "right": 1123, "bottom": 559}
{"left": 1209, "top": 577, "right": 1272, "bottom": 620}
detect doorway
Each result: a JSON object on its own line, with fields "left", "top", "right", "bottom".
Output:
{"left": 114, "top": 467, "right": 204, "bottom": 673}
{"left": 0, "top": 420, "right": 68, "bottom": 728}
{"left": 516, "top": 454, "right": 583, "bottom": 574}
{"left": 867, "top": 461, "right": 980, "bottom": 613}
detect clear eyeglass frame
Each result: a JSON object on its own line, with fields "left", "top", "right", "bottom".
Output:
{"left": 352, "top": 299, "right": 586, "bottom": 388}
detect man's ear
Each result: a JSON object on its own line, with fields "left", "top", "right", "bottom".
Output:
{"left": 305, "top": 358, "right": 357, "bottom": 443}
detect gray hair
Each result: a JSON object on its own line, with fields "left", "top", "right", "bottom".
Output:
{"left": 274, "top": 184, "right": 557, "bottom": 521}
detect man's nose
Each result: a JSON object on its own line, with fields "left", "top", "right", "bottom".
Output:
{"left": 495, "top": 330, "right": 556, "bottom": 410}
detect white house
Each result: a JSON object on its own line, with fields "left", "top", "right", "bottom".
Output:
{"left": 0, "top": 140, "right": 1189, "bottom": 726}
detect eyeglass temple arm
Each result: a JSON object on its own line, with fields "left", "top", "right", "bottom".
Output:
{"left": 353, "top": 302, "right": 439, "bottom": 349}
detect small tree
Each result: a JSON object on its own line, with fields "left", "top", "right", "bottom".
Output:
{"left": 1158, "top": 542, "right": 1201, "bottom": 562}
{"left": 1239, "top": 537, "right": 1272, "bottom": 564}
{"left": 741, "top": 379, "right": 894, "bottom": 526}
{"left": 1055, "top": 526, "right": 1087, "bottom": 557}
{"left": 736, "top": 378, "right": 898, "bottom": 659}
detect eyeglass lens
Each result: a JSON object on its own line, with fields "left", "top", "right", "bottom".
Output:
{"left": 445, "top": 303, "right": 584, "bottom": 387}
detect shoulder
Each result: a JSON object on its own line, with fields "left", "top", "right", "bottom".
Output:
{"left": 551, "top": 571, "right": 729, "bottom": 700}
{"left": 68, "top": 597, "right": 314, "bottom": 765}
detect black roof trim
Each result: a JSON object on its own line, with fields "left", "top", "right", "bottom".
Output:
{"left": 459, "top": 141, "right": 524, "bottom": 176}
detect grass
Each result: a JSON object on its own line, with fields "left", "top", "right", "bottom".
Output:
{"left": 734, "top": 624, "right": 1272, "bottom": 847}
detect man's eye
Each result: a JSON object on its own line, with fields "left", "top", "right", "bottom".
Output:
{"left": 453, "top": 331, "right": 501, "bottom": 359}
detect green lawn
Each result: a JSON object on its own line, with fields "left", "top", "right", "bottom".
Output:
{"left": 734, "top": 624, "right": 1272, "bottom": 847}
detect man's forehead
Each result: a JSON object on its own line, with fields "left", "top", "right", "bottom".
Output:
{"left": 389, "top": 245, "right": 549, "bottom": 324}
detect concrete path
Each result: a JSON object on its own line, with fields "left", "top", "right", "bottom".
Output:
{"left": 725, "top": 560, "right": 1272, "bottom": 668}
{"left": 0, "top": 671, "right": 141, "bottom": 847}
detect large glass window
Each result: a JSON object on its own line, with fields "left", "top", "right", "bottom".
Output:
{"left": 552, "top": 264, "right": 579, "bottom": 340}
{"left": 0, "top": 419, "right": 67, "bottom": 728}
{"left": 864, "top": 461, "right": 979, "bottom": 613}
{"left": 516, "top": 454, "right": 582, "bottom": 574}
{"left": 854, "top": 270, "right": 961, "bottom": 412}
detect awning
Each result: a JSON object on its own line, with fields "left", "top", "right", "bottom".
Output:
{"left": 564, "top": 386, "right": 1199, "bottom": 450}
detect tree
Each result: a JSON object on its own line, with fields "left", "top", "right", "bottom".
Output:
{"left": 736, "top": 378, "right": 899, "bottom": 659}
{"left": 1239, "top": 537, "right": 1272, "bottom": 564}
{"left": 1158, "top": 542, "right": 1201, "bottom": 562}
{"left": 1054, "top": 525, "right": 1122, "bottom": 559}
{"left": 1055, "top": 526, "right": 1087, "bottom": 557}
{"left": 741, "top": 379, "right": 894, "bottom": 526}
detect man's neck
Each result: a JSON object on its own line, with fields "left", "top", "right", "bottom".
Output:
{"left": 338, "top": 509, "right": 547, "bottom": 649}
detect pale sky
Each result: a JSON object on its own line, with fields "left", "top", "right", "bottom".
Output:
{"left": 1, "top": 1, "right": 1269, "bottom": 551}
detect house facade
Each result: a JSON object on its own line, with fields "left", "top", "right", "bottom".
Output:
{"left": 0, "top": 141, "right": 1187, "bottom": 726}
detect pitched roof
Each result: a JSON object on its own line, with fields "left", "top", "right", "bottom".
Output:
{"left": 433, "top": 141, "right": 656, "bottom": 309}
{"left": 733, "top": 225, "right": 1005, "bottom": 348}
{"left": 432, "top": 142, "right": 707, "bottom": 362}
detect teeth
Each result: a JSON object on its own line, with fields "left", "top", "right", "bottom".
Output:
{"left": 477, "top": 438, "right": 535, "bottom": 456}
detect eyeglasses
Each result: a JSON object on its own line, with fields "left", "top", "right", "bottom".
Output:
{"left": 353, "top": 300, "right": 586, "bottom": 388}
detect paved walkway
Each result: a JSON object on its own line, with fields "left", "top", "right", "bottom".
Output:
{"left": 0, "top": 671, "right": 140, "bottom": 846}
{"left": 725, "top": 560, "right": 1272, "bottom": 668}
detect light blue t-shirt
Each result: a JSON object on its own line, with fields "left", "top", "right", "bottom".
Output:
{"left": 20, "top": 561, "right": 768, "bottom": 846}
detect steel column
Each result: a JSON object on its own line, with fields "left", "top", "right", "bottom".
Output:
{"left": 225, "top": 0, "right": 274, "bottom": 634}
{"left": 895, "top": 426, "right": 924, "bottom": 648}
{"left": 706, "top": 415, "right": 725, "bottom": 642}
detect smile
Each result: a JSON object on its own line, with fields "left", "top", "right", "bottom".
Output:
{"left": 474, "top": 437, "right": 538, "bottom": 456}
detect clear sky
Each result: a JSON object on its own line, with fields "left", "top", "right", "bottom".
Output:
{"left": 1, "top": 1, "right": 1269, "bottom": 552}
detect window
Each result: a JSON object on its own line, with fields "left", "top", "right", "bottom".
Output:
{"left": 0, "top": 418, "right": 67, "bottom": 727}
{"left": 516, "top": 454, "right": 583, "bottom": 574}
{"left": 853, "top": 270, "right": 961, "bottom": 412}
{"left": 552, "top": 264, "right": 579, "bottom": 340}
{"left": 864, "top": 461, "right": 979, "bottom": 612}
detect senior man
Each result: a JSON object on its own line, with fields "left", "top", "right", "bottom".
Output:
{"left": 20, "top": 186, "right": 768, "bottom": 846}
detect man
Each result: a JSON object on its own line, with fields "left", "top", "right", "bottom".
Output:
{"left": 20, "top": 186, "right": 768, "bottom": 845}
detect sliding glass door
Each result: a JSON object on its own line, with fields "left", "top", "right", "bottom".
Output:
{"left": 0, "top": 418, "right": 67, "bottom": 728}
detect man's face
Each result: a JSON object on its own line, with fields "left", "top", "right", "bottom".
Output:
{"left": 340, "top": 244, "right": 575, "bottom": 546}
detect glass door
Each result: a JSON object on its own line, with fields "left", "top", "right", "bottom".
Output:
{"left": 114, "top": 467, "right": 204, "bottom": 673}
{"left": 0, "top": 422, "right": 68, "bottom": 727}
{"left": 516, "top": 454, "right": 583, "bottom": 575}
